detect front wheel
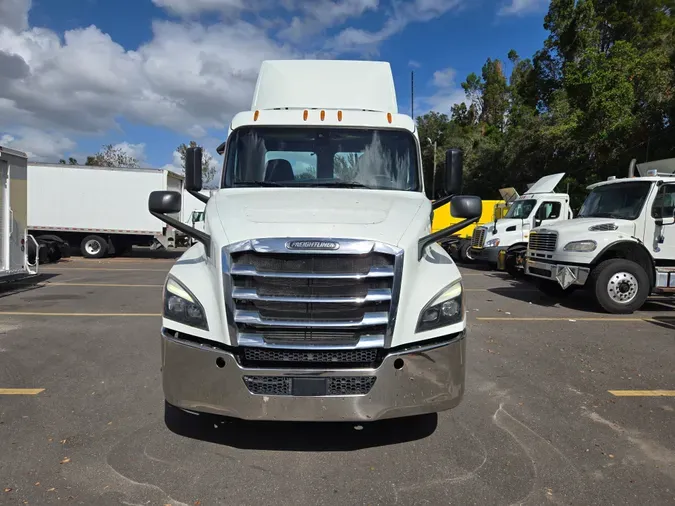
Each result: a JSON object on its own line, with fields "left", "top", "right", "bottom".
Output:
{"left": 589, "top": 259, "right": 650, "bottom": 314}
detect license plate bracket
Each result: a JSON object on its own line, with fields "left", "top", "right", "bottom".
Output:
{"left": 292, "top": 377, "right": 327, "bottom": 396}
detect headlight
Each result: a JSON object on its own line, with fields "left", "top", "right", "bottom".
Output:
{"left": 416, "top": 280, "right": 464, "bottom": 333}
{"left": 563, "top": 240, "right": 597, "bottom": 252}
{"left": 163, "top": 276, "right": 208, "bottom": 330}
{"left": 486, "top": 238, "right": 500, "bottom": 247}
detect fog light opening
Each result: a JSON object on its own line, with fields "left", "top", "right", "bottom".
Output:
{"left": 394, "top": 358, "right": 404, "bottom": 370}
{"left": 215, "top": 357, "right": 226, "bottom": 368}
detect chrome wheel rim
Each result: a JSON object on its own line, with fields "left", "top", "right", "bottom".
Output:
{"left": 85, "top": 240, "right": 101, "bottom": 256}
{"left": 607, "top": 272, "right": 638, "bottom": 304}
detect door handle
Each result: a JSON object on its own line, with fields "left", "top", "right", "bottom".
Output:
{"left": 9, "top": 209, "right": 13, "bottom": 236}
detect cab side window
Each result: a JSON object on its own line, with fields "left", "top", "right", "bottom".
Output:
{"left": 651, "top": 185, "right": 675, "bottom": 220}
{"left": 537, "top": 202, "right": 562, "bottom": 220}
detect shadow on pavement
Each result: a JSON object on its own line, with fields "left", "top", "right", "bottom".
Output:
{"left": 646, "top": 316, "right": 675, "bottom": 331}
{"left": 489, "top": 285, "right": 674, "bottom": 315}
{"left": 164, "top": 402, "right": 438, "bottom": 451}
{"left": 0, "top": 273, "right": 60, "bottom": 299}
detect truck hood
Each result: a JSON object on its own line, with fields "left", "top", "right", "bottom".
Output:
{"left": 536, "top": 217, "right": 636, "bottom": 237}
{"left": 479, "top": 218, "right": 524, "bottom": 232}
{"left": 208, "top": 188, "right": 428, "bottom": 246}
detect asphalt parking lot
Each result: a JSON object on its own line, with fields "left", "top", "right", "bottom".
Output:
{"left": 1, "top": 254, "right": 673, "bottom": 505}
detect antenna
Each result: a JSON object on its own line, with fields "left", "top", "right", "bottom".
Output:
{"left": 411, "top": 71, "right": 414, "bottom": 119}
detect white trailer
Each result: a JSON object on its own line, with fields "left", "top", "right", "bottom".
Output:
{"left": 180, "top": 188, "right": 211, "bottom": 241}
{"left": 0, "top": 146, "right": 38, "bottom": 281}
{"left": 27, "top": 163, "right": 184, "bottom": 258}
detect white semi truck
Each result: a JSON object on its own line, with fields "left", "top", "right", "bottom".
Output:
{"left": 28, "top": 163, "right": 184, "bottom": 258}
{"left": 525, "top": 158, "right": 675, "bottom": 313}
{"left": 469, "top": 173, "right": 573, "bottom": 274}
{"left": 0, "top": 146, "right": 39, "bottom": 282}
{"left": 149, "top": 59, "right": 483, "bottom": 423}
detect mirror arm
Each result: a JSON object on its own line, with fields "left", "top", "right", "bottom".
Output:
{"left": 418, "top": 216, "right": 480, "bottom": 261}
{"left": 189, "top": 189, "right": 209, "bottom": 204}
{"left": 431, "top": 194, "right": 455, "bottom": 210}
{"left": 150, "top": 211, "right": 211, "bottom": 252}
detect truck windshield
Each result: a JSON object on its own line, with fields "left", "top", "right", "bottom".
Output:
{"left": 221, "top": 127, "right": 419, "bottom": 191}
{"left": 578, "top": 181, "right": 652, "bottom": 220}
{"left": 505, "top": 199, "right": 536, "bottom": 219}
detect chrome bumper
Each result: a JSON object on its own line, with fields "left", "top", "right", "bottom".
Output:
{"left": 161, "top": 329, "right": 466, "bottom": 422}
{"left": 526, "top": 259, "right": 590, "bottom": 288}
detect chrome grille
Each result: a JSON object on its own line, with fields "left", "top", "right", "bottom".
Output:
{"left": 242, "top": 347, "right": 379, "bottom": 366}
{"left": 471, "top": 227, "right": 486, "bottom": 248}
{"left": 528, "top": 232, "right": 558, "bottom": 252}
{"left": 223, "top": 239, "right": 402, "bottom": 348}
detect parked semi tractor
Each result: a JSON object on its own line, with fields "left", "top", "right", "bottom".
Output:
{"left": 149, "top": 59, "right": 482, "bottom": 423}
{"left": 28, "top": 163, "right": 184, "bottom": 258}
{"left": 525, "top": 158, "right": 675, "bottom": 313}
{"left": 0, "top": 146, "right": 39, "bottom": 282}
{"left": 432, "top": 195, "right": 508, "bottom": 263}
{"left": 469, "top": 173, "right": 573, "bottom": 273}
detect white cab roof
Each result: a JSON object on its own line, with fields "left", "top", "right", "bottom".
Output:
{"left": 524, "top": 172, "right": 565, "bottom": 195}
{"left": 251, "top": 60, "right": 398, "bottom": 113}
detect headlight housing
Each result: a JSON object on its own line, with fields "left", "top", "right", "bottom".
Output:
{"left": 486, "top": 238, "right": 500, "bottom": 247}
{"left": 563, "top": 240, "right": 597, "bottom": 252}
{"left": 163, "top": 276, "right": 208, "bottom": 330}
{"left": 416, "top": 280, "right": 464, "bottom": 333}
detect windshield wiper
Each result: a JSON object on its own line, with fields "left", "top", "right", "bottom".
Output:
{"left": 234, "top": 181, "right": 283, "bottom": 187}
{"left": 302, "top": 181, "right": 373, "bottom": 189}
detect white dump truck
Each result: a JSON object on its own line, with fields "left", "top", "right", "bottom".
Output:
{"left": 28, "top": 163, "right": 184, "bottom": 258}
{"left": 469, "top": 173, "right": 573, "bottom": 274}
{"left": 0, "top": 146, "right": 39, "bottom": 282}
{"left": 148, "top": 59, "right": 483, "bottom": 423}
{"left": 525, "top": 158, "right": 675, "bottom": 313}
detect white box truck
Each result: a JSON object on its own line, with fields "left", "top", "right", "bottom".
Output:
{"left": 0, "top": 146, "right": 39, "bottom": 282}
{"left": 27, "top": 163, "right": 184, "bottom": 258}
{"left": 148, "top": 59, "right": 483, "bottom": 423}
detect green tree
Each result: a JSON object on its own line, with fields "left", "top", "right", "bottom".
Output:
{"left": 86, "top": 144, "right": 139, "bottom": 168}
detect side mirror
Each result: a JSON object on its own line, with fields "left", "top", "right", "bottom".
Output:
{"left": 185, "top": 146, "right": 203, "bottom": 192}
{"left": 443, "top": 148, "right": 463, "bottom": 196}
{"left": 450, "top": 195, "right": 481, "bottom": 219}
{"left": 149, "top": 191, "right": 181, "bottom": 214}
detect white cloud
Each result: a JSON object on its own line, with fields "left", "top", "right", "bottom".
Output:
{"left": 161, "top": 150, "right": 184, "bottom": 173}
{"left": 113, "top": 142, "right": 147, "bottom": 163}
{"left": 0, "top": 13, "right": 295, "bottom": 140}
{"left": 408, "top": 60, "right": 421, "bottom": 68}
{"left": 328, "top": 0, "right": 463, "bottom": 53}
{"left": 279, "top": 0, "right": 379, "bottom": 42}
{"left": 419, "top": 66, "right": 467, "bottom": 115}
{"left": 498, "top": 0, "right": 547, "bottom": 16}
{"left": 0, "top": 0, "right": 31, "bottom": 32}
{"left": 0, "top": 127, "right": 76, "bottom": 161}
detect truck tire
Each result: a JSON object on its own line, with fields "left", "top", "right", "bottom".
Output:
{"left": 505, "top": 253, "right": 522, "bottom": 278}
{"left": 81, "top": 235, "right": 108, "bottom": 259}
{"left": 589, "top": 259, "right": 650, "bottom": 314}
{"left": 459, "top": 242, "right": 473, "bottom": 263}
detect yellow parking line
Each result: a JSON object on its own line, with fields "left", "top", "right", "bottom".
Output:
{"left": 476, "top": 317, "right": 652, "bottom": 322}
{"left": 0, "top": 388, "right": 45, "bottom": 395}
{"left": 609, "top": 390, "right": 675, "bottom": 397}
{"left": 46, "top": 282, "right": 163, "bottom": 288}
{"left": 465, "top": 288, "right": 538, "bottom": 292}
{"left": 41, "top": 267, "right": 169, "bottom": 272}
{"left": 0, "top": 312, "right": 160, "bottom": 317}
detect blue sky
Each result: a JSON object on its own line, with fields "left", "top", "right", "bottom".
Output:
{"left": 0, "top": 0, "right": 550, "bottom": 175}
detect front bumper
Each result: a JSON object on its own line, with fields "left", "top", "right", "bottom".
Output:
{"left": 161, "top": 329, "right": 466, "bottom": 422}
{"left": 470, "top": 246, "right": 505, "bottom": 265}
{"left": 525, "top": 259, "right": 591, "bottom": 288}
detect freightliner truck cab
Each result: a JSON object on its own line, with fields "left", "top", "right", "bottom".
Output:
{"left": 525, "top": 158, "right": 675, "bottom": 313}
{"left": 147, "top": 60, "right": 482, "bottom": 422}
{"left": 469, "top": 173, "right": 573, "bottom": 273}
